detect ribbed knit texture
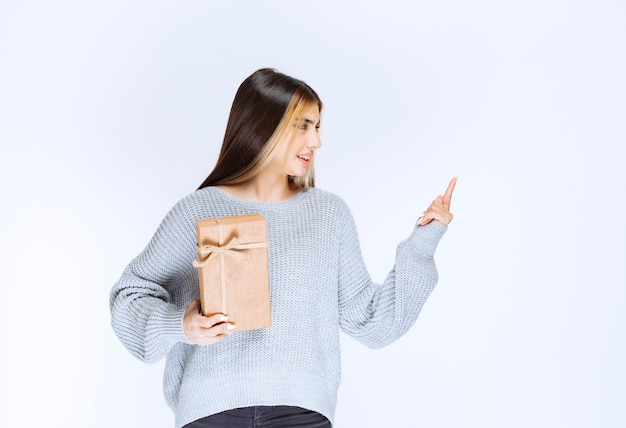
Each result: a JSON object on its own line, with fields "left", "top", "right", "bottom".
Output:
{"left": 110, "top": 187, "right": 446, "bottom": 427}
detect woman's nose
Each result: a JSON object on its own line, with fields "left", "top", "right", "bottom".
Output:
{"left": 308, "top": 132, "right": 322, "bottom": 149}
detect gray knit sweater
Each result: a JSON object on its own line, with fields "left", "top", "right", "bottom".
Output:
{"left": 110, "top": 186, "right": 446, "bottom": 427}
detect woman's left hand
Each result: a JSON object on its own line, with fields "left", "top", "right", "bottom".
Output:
{"left": 419, "top": 177, "right": 457, "bottom": 227}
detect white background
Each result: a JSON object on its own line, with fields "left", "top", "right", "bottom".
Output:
{"left": 1, "top": 1, "right": 624, "bottom": 427}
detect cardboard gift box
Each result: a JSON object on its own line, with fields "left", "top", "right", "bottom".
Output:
{"left": 192, "top": 213, "right": 271, "bottom": 332}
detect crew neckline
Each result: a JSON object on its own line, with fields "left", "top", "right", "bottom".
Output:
{"left": 207, "top": 186, "right": 313, "bottom": 210}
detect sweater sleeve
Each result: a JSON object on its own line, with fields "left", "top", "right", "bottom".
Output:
{"left": 337, "top": 204, "right": 447, "bottom": 349}
{"left": 109, "top": 202, "right": 196, "bottom": 363}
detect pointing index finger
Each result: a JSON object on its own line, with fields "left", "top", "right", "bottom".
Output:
{"left": 442, "top": 177, "right": 457, "bottom": 207}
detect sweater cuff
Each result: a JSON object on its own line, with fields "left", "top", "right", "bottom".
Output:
{"left": 152, "top": 305, "right": 194, "bottom": 346}
{"left": 404, "top": 221, "right": 447, "bottom": 257}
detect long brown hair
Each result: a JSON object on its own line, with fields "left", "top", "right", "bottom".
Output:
{"left": 198, "top": 68, "right": 322, "bottom": 190}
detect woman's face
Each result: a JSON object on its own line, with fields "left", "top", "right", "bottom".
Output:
{"left": 268, "top": 104, "right": 321, "bottom": 178}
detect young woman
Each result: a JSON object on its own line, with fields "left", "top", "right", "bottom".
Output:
{"left": 110, "top": 68, "right": 456, "bottom": 428}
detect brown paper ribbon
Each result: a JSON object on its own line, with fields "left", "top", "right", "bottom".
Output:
{"left": 192, "top": 231, "right": 267, "bottom": 316}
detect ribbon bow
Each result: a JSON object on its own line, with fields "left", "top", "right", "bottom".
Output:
{"left": 192, "top": 237, "right": 266, "bottom": 268}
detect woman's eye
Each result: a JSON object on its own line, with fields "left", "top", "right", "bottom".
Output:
{"left": 299, "top": 123, "right": 308, "bottom": 130}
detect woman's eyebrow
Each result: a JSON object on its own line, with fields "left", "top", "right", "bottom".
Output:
{"left": 301, "top": 117, "right": 321, "bottom": 126}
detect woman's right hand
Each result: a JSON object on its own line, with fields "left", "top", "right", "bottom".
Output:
{"left": 183, "top": 299, "right": 235, "bottom": 345}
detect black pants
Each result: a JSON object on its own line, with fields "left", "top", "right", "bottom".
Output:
{"left": 184, "top": 406, "right": 331, "bottom": 428}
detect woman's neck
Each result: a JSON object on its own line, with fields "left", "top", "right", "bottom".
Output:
{"left": 218, "top": 175, "right": 298, "bottom": 203}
